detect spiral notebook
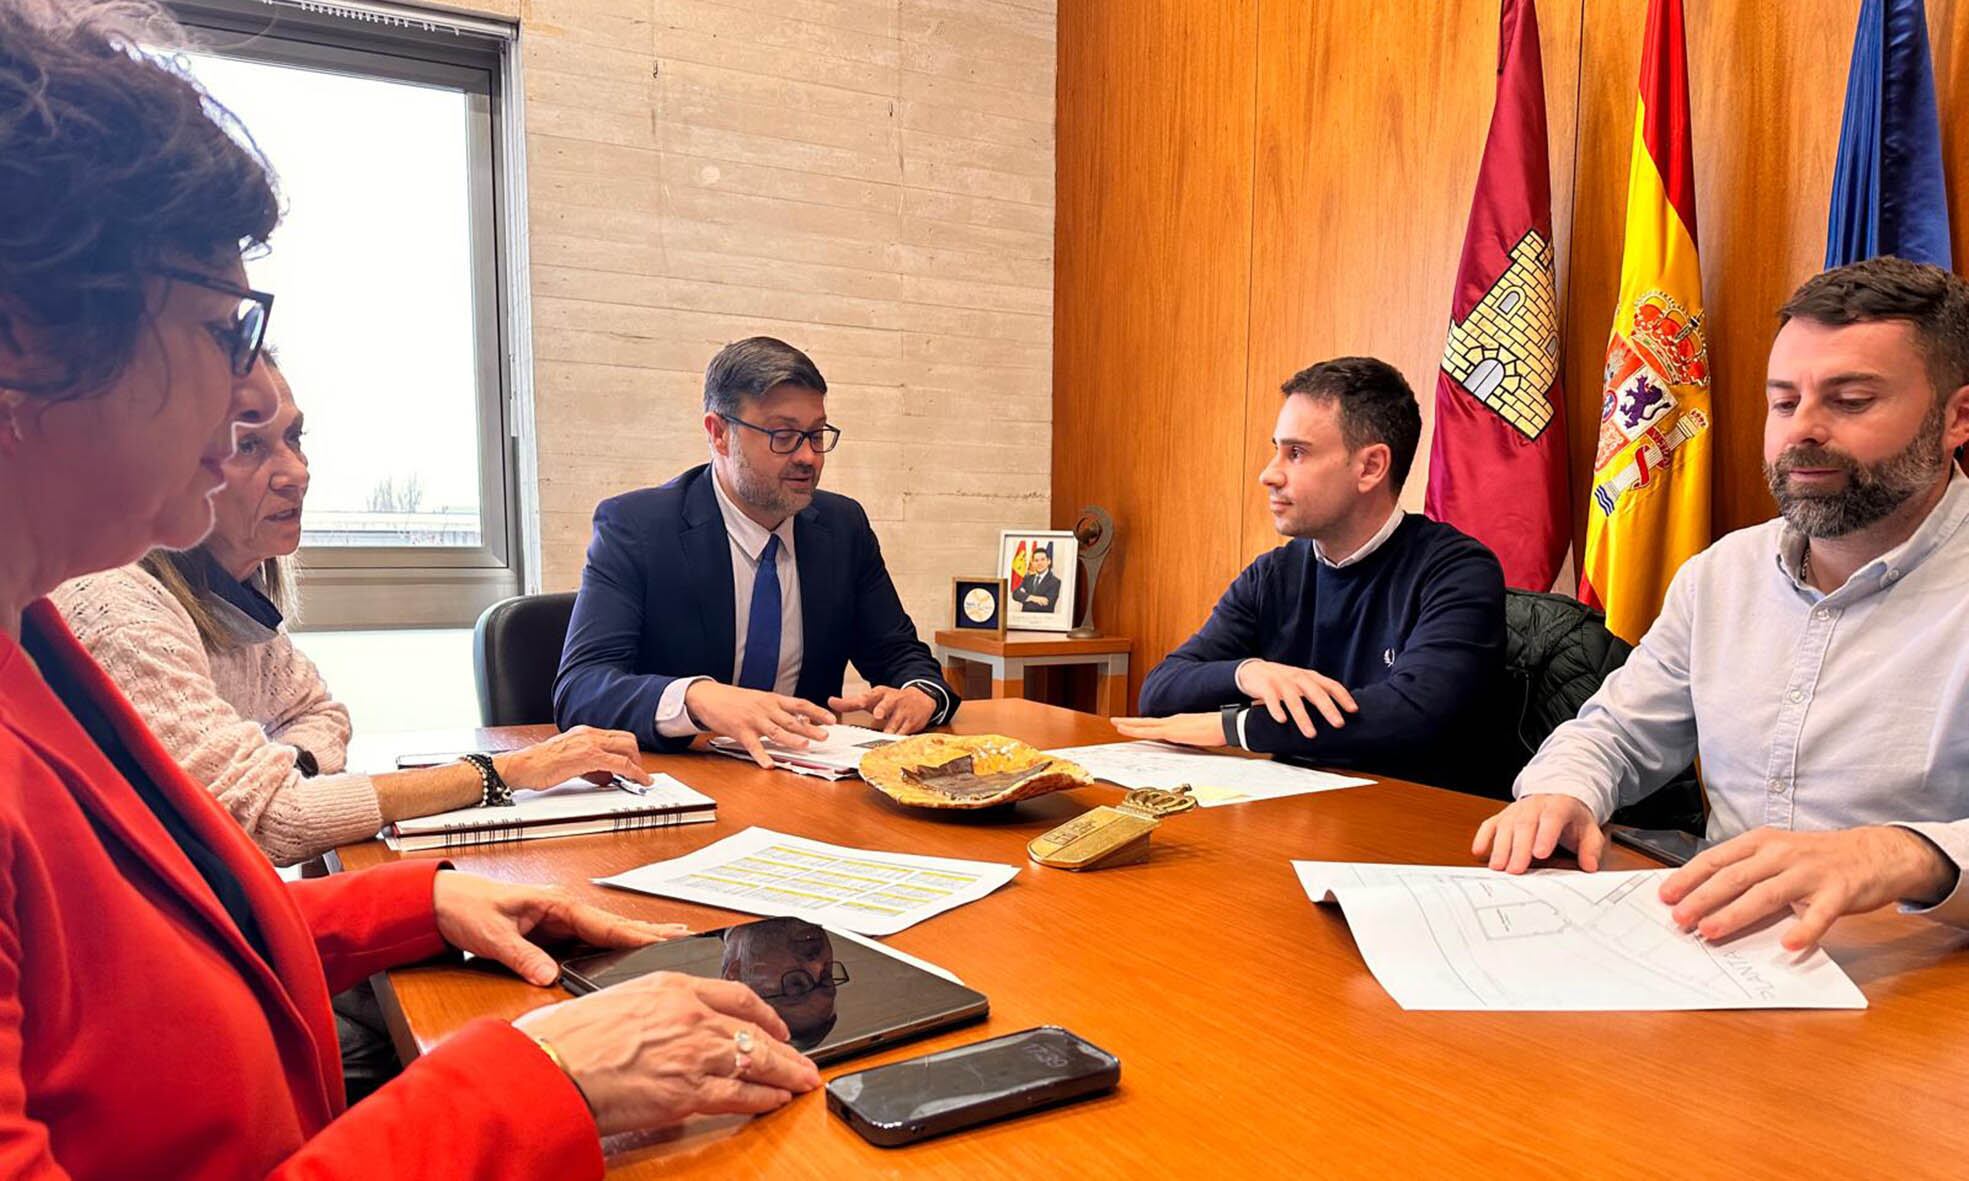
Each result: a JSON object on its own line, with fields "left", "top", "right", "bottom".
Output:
{"left": 384, "top": 774, "right": 717, "bottom": 852}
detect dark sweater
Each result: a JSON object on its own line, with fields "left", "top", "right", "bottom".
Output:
{"left": 1138, "top": 514, "right": 1510, "bottom": 794}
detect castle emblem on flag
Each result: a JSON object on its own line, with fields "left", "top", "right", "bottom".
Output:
{"left": 1439, "top": 230, "right": 1561, "bottom": 440}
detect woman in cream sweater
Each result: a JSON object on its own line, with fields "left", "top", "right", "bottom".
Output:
{"left": 53, "top": 357, "right": 642, "bottom": 867}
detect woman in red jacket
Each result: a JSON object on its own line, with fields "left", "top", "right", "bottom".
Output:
{"left": 0, "top": 3, "right": 819, "bottom": 1176}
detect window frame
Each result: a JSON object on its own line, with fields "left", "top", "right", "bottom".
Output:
{"left": 168, "top": 1, "right": 530, "bottom": 629}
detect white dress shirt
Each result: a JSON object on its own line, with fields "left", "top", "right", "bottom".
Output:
{"left": 1515, "top": 467, "right": 1969, "bottom": 925}
{"left": 1312, "top": 506, "right": 1405, "bottom": 568}
{"left": 654, "top": 472, "right": 802, "bottom": 737}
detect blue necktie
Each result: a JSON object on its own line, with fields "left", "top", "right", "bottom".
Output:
{"left": 738, "top": 533, "right": 782, "bottom": 691}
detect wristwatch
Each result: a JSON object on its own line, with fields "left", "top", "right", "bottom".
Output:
{"left": 461, "top": 752, "right": 514, "bottom": 808}
{"left": 1219, "top": 703, "right": 1245, "bottom": 749}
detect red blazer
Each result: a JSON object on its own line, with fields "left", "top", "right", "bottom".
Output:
{"left": 0, "top": 601, "right": 602, "bottom": 1179}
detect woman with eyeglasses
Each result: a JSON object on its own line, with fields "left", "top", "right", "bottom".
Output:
{"left": 0, "top": 4, "right": 816, "bottom": 1176}
{"left": 53, "top": 352, "right": 662, "bottom": 871}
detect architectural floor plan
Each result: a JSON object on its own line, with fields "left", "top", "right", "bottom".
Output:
{"left": 1294, "top": 862, "right": 1867, "bottom": 1011}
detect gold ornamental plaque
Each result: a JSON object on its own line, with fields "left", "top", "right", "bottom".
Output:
{"left": 1027, "top": 786, "right": 1196, "bottom": 870}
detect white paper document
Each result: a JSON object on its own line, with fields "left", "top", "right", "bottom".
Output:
{"left": 707, "top": 723, "right": 902, "bottom": 780}
{"left": 1044, "top": 741, "right": 1373, "bottom": 807}
{"left": 1294, "top": 861, "right": 1867, "bottom": 1011}
{"left": 596, "top": 827, "right": 1019, "bottom": 936}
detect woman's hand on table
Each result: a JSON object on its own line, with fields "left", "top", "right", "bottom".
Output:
{"left": 432, "top": 872, "right": 688, "bottom": 986}
{"left": 515, "top": 973, "right": 823, "bottom": 1135}
{"left": 492, "top": 724, "right": 652, "bottom": 789}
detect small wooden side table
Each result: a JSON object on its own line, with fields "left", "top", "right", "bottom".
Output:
{"left": 931, "top": 629, "right": 1133, "bottom": 715}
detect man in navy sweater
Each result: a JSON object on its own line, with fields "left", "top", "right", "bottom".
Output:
{"left": 1116, "top": 357, "right": 1509, "bottom": 795}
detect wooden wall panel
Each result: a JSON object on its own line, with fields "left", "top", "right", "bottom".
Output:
{"left": 1243, "top": 0, "right": 1584, "bottom": 564}
{"left": 1059, "top": 0, "right": 1969, "bottom": 696}
{"left": 1053, "top": 0, "right": 1259, "bottom": 707}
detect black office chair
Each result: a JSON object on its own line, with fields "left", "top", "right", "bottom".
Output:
{"left": 1503, "top": 588, "right": 1706, "bottom": 835}
{"left": 472, "top": 592, "right": 577, "bottom": 727}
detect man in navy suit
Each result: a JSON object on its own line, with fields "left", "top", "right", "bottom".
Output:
{"left": 554, "top": 337, "right": 958, "bottom": 763}
{"left": 1011, "top": 544, "right": 1062, "bottom": 614}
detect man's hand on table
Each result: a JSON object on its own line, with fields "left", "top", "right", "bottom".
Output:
{"left": 828, "top": 684, "right": 936, "bottom": 735}
{"left": 1658, "top": 826, "right": 1959, "bottom": 951}
{"left": 1110, "top": 712, "right": 1225, "bottom": 747}
{"left": 432, "top": 872, "right": 688, "bottom": 986}
{"left": 1472, "top": 793, "right": 1606, "bottom": 873}
{"left": 684, "top": 680, "right": 834, "bottom": 768}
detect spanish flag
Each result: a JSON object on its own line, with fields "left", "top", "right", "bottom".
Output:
{"left": 1580, "top": 0, "right": 1711, "bottom": 643}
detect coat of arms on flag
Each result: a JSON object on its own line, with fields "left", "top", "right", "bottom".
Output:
{"left": 1590, "top": 290, "right": 1711, "bottom": 514}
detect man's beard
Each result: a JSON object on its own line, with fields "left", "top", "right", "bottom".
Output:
{"left": 1764, "top": 404, "right": 1947, "bottom": 538}
{"left": 731, "top": 455, "right": 817, "bottom": 519}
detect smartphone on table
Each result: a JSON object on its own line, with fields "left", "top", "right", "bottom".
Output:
{"left": 827, "top": 1025, "right": 1119, "bottom": 1147}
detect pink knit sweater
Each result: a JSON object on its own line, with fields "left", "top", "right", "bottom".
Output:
{"left": 51, "top": 565, "right": 382, "bottom": 866}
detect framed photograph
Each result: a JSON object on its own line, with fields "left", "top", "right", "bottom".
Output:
{"left": 997, "top": 530, "right": 1079, "bottom": 633}
{"left": 951, "top": 576, "right": 1008, "bottom": 637}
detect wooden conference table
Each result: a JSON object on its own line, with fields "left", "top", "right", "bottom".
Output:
{"left": 336, "top": 699, "right": 1969, "bottom": 1178}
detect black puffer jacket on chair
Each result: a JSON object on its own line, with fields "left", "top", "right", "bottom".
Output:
{"left": 1502, "top": 589, "right": 1706, "bottom": 835}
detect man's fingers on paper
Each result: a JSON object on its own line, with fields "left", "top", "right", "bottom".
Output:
{"left": 1530, "top": 810, "right": 1566, "bottom": 862}
{"left": 826, "top": 691, "right": 872, "bottom": 713}
{"left": 739, "top": 731, "right": 774, "bottom": 769}
{"left": 1694, "top": 875, "right": 1799, "bottom": 942}
{"left": 1783, "top": 894, "right": 1844, "bottom": 952}
{"left": 1670, "top": 857, "right": 1772, "bottom": 930}
{"left": 1472, "top": 814, "right": 1498, "bottom": 859}
{"left": 781, "top": 696, "right": 836, "bottom": 727}
{"left": 1575, "top": 818, "right": 1606, "bottom": 872}
{"left": 1506, "top": 818, "right": 1541, "bottom": 875}
{"left": 1660, "top": 836, "right": 1756, "bottom": 904}
{"left": 761, "top": 722, "right": 814, "bottom": 752}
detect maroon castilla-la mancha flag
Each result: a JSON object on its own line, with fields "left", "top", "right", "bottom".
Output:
{"left": 1424, "top": 0, "right": 1570, "bottom": 591}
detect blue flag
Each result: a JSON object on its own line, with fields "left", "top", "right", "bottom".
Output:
{"left": 1825, "top": 0, "right": 1952, "bottom": 268}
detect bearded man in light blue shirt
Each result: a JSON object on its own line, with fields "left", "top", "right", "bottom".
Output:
{"left": 1474, "top": 256, "right": 1969, "bottom": 950}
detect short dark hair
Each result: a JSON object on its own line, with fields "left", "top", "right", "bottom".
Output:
{"left": 1280, "top": 356, "right": 1423, "bottom": 492}
{"left": 1779, "top": 257, "right": 1969, "bottom": 402}
{"left": 0, "top": 0, "right": 281, "bottom": 402}
{"left": 702, "top": 336, "right": 827, "bottom": 416}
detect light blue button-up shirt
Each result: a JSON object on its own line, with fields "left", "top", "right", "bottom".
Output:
{"left": 1516, "top": 467, "right": 1969, "bottom": 924}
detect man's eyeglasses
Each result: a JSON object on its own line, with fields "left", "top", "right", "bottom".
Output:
{"left": 755, "top": 962, "right": 849, "bottom": 1000}
{"left": 155, "top": 266, "right": 275, "bottom": 379}
{"left": 719, "top": 413, "right": 843, "bottom": 455}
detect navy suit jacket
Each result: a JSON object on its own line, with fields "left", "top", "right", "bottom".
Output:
{"left": 553, "top": 465, "right": 957, "bottom": 750}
